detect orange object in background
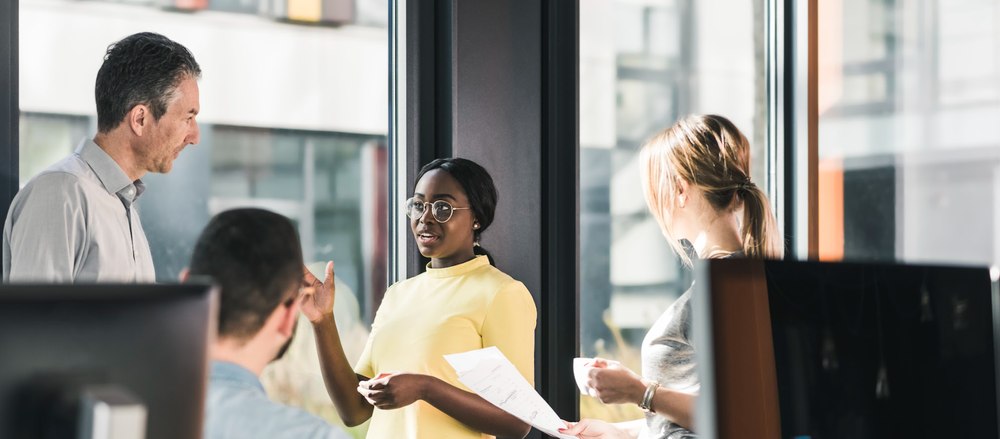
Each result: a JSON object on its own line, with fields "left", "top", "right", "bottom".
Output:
{"left": 818, "top": 157, "right": 844, "bottom": 261}
{"left": 288, "top": 0, "right": 322, "bottom": 22}
{"left": 817, "top": 0, "right": 843, "bottom": 116}
{"left": 173, "top": 0, "right": 208, "bottom": 11}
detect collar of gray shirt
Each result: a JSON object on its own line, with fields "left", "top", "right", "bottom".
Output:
{"left": 210, "top": 360, "right": 266, "bottom": 394}
{"left": 76, "top": 138, "right": 146, "bottom": 206}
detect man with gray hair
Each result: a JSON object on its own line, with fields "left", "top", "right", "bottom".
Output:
{"left": 3, "top": 32, "right": 201, "bottom": 282}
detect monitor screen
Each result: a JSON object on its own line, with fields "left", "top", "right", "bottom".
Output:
{"left": 694, "top": 259, "right": 999, "bottom": 439}
{"left": 0, "top": 284, "right": 217, "bottom": 439}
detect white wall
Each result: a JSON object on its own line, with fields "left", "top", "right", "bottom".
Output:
{"left": 20, "top": 0, "right": 388, "bottom": 135}
{"left": 579, "top": 0, "right": 617, "bottom": 150}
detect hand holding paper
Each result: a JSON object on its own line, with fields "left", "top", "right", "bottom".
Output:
{"left": 445, "top": 347, "right": 577, "bottom": 439}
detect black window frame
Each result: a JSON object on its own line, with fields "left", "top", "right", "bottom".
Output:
{"left": 1, "top": 0, "right": 17, "bottom": 235}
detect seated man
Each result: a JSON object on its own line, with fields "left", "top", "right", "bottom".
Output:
{"left": 185, "top": 208, "right": 349, "bottom": 439}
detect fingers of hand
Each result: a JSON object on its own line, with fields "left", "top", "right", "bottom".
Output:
{"left": 587, "top": 366, "right": 605, "bottom": 380}
{"left": 358, "top": 386, "right": 396, "bottom": 410}
{"left": 325, "top": 261, "right": 335, "bottom": 286}
{"left": 369, "top": 377, "right": 390, "bottom": 390}
{"left": 294, "top": 288, "right": 313, "bottom": 309}
{"left": 587, "top": 375, "right": 619, "bottom": 403}
{"left": 302, "top": 276, "right": 321, "bottom": 290}
{"left": 360, "top": 376, "right": 389, "bottom": 391}
{"left": 560, "top": 421, "right": 583, "bottom": 435}
{"left": 586, "top": 370, "right": 603, "bottom": 396}
{"left": 359, "top": 386, "right": 387, "bottom": 401}
{"left": 357, "top": 386, "right": 377, "bottom": 405}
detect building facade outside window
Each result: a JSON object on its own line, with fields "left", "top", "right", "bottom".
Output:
{"left": 817, "top": 0, "right": 1000, "bottom": 267}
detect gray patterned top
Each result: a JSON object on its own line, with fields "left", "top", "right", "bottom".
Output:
{"left": 639, "top": 252, "right": 742, "bottom": 439}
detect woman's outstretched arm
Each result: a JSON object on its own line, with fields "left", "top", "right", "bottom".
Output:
{"left": 302, "top": 262, "right": 374, "bottom": 427}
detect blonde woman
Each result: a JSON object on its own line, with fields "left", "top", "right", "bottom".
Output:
{"left": 561, "top": 115, "right": 783, "bottom": 439}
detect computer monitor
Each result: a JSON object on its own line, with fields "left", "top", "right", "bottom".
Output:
{"left": 0, "top": 284, "right": 217, "bottom": 439}
{"left": 693, "top": 259, "right": 999, "bottom": 439}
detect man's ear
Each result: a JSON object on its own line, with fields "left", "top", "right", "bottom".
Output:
{"left": 179, "top": 268, "right": 189, "bottom": 283}
{"left": 276, "top": 297, "right": 300, "bottom": 338}
{"left": 128, "top": 105, "right": 149, "bottom": 136}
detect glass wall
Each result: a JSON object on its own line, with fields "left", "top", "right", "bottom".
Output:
{"left": 817, "top": 0, "right": 1000, "bottom": 266}
{"left": 579, "top": 0, "right": 767, "bottom": 420}
{"left": 18, "top": 0, "right": 387, "bottom": 436}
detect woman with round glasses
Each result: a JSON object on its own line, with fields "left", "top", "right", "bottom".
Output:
{"left": 300, "top": 158, "right": 536, "bottom": 439}
{"left": 561, "top": 115, "right": 783, "bottom": 439}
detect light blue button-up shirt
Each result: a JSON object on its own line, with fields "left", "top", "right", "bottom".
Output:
{"left": 205, "top": 361, "right": 351, "bottom": 439}
{"left": 3, "top": 138, "right": 156, "bottom": 282}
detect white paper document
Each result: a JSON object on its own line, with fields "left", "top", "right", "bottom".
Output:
{"left": 444, "top": 347, "right": 576, "bottom": 439}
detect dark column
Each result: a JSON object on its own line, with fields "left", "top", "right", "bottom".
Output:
{"left": 396, "top": 0, "right": 581, "bottom": 432}
{"left": 1, "top": 0, "right": 18, "bottom": 229}
{"left": 450, "top": 0, "right": 581, "bottom": 429}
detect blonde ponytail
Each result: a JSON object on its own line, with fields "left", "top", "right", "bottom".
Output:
{"left": 738, "top": 183, "right": 784, "bottom": 259}
{"left": 640, "top": 114, "right": 784, "bottom": 263}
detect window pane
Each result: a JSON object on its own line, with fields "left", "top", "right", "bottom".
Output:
{"left": 579, "top": 0, "right": 767, "bottom": 420}
{"left": 18, "top": 0, "right": 387, "bottom": 436}
{"left": 817, "top": 0, "right": 1000, "bottom": 265}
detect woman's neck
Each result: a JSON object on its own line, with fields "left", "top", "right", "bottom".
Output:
{"left": 687, "top": 211, "right": 744, "bottom": 259}
{"left": 430, "top": 249, "right": 477, "bottom": 269}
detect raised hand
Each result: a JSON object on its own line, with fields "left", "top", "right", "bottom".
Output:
{"left": 301, "top": 261, "right": 335, "bottom": 323}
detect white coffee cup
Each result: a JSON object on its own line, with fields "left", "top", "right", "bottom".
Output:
{"left": 573, "top": 357, "right": 620, "bottom": 395}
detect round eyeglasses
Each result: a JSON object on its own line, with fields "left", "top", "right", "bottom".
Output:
{"left": 405, "top": 198, "right": 471, "bottom": 223}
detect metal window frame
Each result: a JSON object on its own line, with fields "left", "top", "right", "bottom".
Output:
{"left": 389, "top": 0, "right": 453, "bottom": 287}
{"left": 388, "top": 0, "right": 408, "bottom": 285}
{"left": 1, "top": 0, "right": 17, "bottom": 233}
{"left": 540, "top": 0, "right": 581, "bottom": 421}
{"left": 768, "top": 0, "right": 815, "bottom": 261}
